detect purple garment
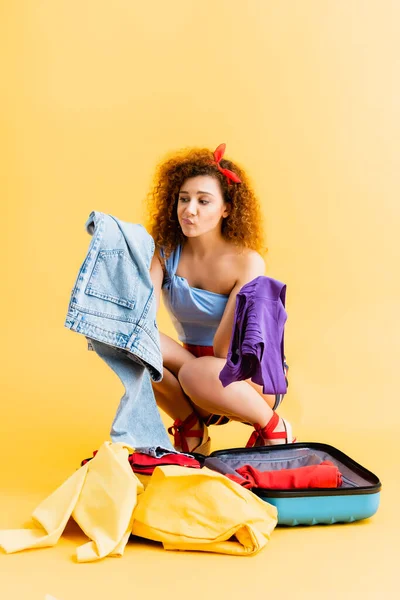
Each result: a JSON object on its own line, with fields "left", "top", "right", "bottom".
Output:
{"left": 219, "top": 276, "right": 288, "bottom": 395}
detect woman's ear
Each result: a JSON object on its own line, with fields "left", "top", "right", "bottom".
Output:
{"left": 223, "top": 203, "right": 231, "bottom": 218}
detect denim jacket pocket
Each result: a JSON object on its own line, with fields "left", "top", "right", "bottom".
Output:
{"left": 85, "top": 249, "right": 138, "bottom": 309}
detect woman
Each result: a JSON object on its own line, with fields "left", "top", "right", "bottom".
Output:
{"left": 147, "top": 143, "right": 294, "bottom": 455}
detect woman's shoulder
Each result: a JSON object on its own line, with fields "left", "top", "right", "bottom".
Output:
{"left": 224, "top": 244, "right": 265, "bottom": 271}
{"left": 216, "top": 246, "right": 265, "bottom": 289}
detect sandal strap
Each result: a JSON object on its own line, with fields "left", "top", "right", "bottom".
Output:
{"left": 246, "top": 424, "right": 263, "bottom": 448}
{"left": 167, "top": 412, "right": 203, "bottom": 454}
{"left": 246, "top": 415, "right": 291, "bottom": 447}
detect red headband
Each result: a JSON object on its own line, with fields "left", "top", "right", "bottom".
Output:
{"left": 212, "top": 143, "right": 242, "bottom": 184}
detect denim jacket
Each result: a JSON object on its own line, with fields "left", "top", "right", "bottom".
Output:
{"left": 65, "top": 211, "right": 174, "bottom": 452}
{"left": 65, "top": 211, "right": 162, "bottom": 380}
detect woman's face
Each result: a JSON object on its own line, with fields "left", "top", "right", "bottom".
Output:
{"left": 177, "top": 175, "right": 230, "bottom": 238}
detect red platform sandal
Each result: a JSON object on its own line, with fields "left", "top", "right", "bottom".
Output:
{"left": 168, "top": 411, "right": 211, "bottom": 455}
{"left": 246, "top": 413, "right": 296, "bottom": 447}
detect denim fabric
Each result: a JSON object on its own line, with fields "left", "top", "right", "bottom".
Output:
{"left": 89, "top": 339, "right": 174, "bottom": 450}
{"left": 65, "top": 211, "right": 162, "bottom": 379}
{"left": 65, "top": 211, "right": 174, "bottom": 452}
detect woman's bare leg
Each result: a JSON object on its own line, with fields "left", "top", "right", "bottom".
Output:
{"left": 152, "top": 366, "right": 194, "bottom": 422}
{"left": 178, "top": 356, "right": 275, "bottom": 426}
{"left": 246, "top": 380, "right": 277, "bottom": 410}
{"left": 152, "top": 367, "right": 210, "bottom": 451}
{"left": 158, "top": 332, "right": 195, "bottom": 377}
{"left": 153, "top": 366, "right": 211, "bottom": 417}
{"left": 152, "top": 333, "right": 283, "bottom": 449}
{"left": 151, "top": 333, "right": 211, "bottom": 451}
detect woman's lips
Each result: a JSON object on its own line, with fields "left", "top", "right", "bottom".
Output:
{"left": 182, "top": 218, "right": 194, "bottom": 225}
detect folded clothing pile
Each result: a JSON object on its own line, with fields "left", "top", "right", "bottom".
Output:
{"left": 225, "top": 461, "right": 342, "bottom": 489}
{"left": 82, "top": 450, "right": 200, "bottom": 474}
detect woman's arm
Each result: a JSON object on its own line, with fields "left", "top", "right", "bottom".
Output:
{"left": 149, "top": 250, "right": 164, "bottom": 313}
{"left": 213, "top": 251, "right": 265, "bottom": 359}
{"left": 149, "top": 249, "right": 196, "bottom": 375}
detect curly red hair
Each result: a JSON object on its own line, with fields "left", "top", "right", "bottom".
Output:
{"left": 145, "top": 146, "right": 266, "bottom": 260}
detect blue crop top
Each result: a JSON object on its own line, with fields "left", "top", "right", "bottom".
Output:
{"left": 160, "top": 245, "right": 229, "bottom": 346}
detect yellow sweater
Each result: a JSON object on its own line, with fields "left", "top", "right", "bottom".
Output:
{"left": 0, "top": 442, "right": 277, "bottom": 561}
{"left": 132, "top": 464, "right": 277, "bottom": 556}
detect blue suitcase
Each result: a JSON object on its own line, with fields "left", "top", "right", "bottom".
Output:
{"left": 203, "top": 442, "right": 381, "bottom": 526}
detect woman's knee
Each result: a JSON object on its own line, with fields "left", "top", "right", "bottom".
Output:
{"left": 178, "top": 356, "right": 224, "bottom": 397}
{"left": 179, "top": 359, "right": 277, "bottom": 413}
{"left": 178, "top": 358, "right": 207, "bottom": 395}
{"left": 177, "top": 360, "right": 194, "bottom": 392}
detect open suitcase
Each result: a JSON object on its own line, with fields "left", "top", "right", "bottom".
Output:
{"left": 200, "top": 442, "right": 381, "bottom": 526}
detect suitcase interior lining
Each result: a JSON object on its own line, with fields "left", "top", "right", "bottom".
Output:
{"left": 209, "top": 447, "right": 374, "bottom": 489}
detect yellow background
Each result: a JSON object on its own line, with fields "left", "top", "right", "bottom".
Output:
{"left": 1, "top": 1, "right": 398, "bottom": 598}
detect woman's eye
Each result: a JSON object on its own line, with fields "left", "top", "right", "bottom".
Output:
{"left": 199, "top": 200, "right": 209, "bottom": 205}
{"left": 179, "top": 197, "right": 189, "bottom": 202}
